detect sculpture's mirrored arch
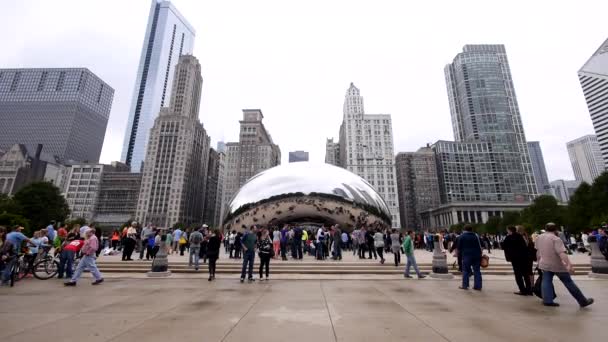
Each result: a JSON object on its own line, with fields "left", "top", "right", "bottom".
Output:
{"left": 223, "top": 162, "right": 392, "bottom": 230}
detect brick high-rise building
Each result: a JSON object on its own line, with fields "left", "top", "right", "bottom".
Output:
{"left": 136, "top": 55, "right": 210, "bottom": 227}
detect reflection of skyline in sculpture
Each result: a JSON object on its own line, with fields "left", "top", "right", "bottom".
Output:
{"left": 223, "top": 162, "right": 392, "bottom": 230}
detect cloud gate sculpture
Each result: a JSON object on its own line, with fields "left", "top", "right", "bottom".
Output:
{"left": 223, "top": 162, "right": 392, "bottom": 231}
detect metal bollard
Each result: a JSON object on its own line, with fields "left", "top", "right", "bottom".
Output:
{"left": 430, "top": 234, "right": 453, "bottom": 279}
{"left": 147, "top": 234, "right": 172, "bottom": 277}
{"left": 588, "top": 235, "right": 608, "bottom": 279}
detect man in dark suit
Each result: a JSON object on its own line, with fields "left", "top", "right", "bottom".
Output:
{"left": 503, "top": 226, "right": 532, "bottom": 295}
{"left": 457, "top": 224, "right": 482, "bottom": 290}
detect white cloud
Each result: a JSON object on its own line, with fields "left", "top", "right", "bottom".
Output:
{"left": 1, "top": 0, "right": 606, "bottom": 181}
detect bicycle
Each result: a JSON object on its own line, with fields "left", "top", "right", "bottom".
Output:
{"left": 32, "top": 246, "right": 60, "bottom": 280}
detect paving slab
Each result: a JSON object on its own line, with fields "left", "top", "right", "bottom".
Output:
{"left": 0, "top": 276, "right": 605, "bottom": 342}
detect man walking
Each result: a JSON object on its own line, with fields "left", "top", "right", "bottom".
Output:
{"left": 536, "top": 223, "right": 594, "bottom": 307}
{"left": 240, "top": 227, "right": 258, "bottom": 282}
{"left": 64, "top": 228, "right": 104, "bottom": 286}
{"left": 457, "top": 224, "right": 482, "bottom": 290}
{"left": 172, "top": 227, "right": 183, "bottom": 254}
{"left": 403, "top": 230, "right": 425, "bottom": 279}
{"left": 502, "top": 226, "right": 532, "bottom": 295}
{"left": 188, "top": 228, "right": 203, "bottom": 271}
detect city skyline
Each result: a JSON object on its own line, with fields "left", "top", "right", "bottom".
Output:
{"left": 2, "top": 0, "right": 607, "bottom": 181}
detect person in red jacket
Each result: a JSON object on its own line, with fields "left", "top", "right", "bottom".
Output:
{"left": 58, "top": 237, "right": 84, "bottom": 279}
{"left": 64, "top": 229, "right": 104, "bottom": 286}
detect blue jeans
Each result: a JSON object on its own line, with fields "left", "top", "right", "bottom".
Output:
{"left": 462, "top": 255, "right": 482, "bottom": 289}
{"left": 240, "top": 250, "right": 255, "bottom": 279}
{"left": 404, "top": 253, "right": 421, "bottom": 277}
{"left": 1, "top": 257, "right": 16, "bottom": 284}
{"left": 542, "top": 271, "right": 588, "bottom": 305}
{"left": 189, "top": 247, "right": 200, "bottom": 269}
{"left": 58, "top": 250, "right": 75, "bottom": 278}
{"left": 70, "top": 255, "right": 102, "bottom": 282}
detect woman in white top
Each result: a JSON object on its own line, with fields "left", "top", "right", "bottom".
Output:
{"left": 373, "top": 229, "right": 385, "bottom": 264}
{"left": 272, "top": 229, "right": 281, "bottom": 258}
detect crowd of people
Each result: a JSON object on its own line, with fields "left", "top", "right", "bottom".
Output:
{"left": 1, "top": 219, "right": 607, "bottom": 309}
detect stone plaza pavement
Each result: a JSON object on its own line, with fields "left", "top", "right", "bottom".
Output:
{"left": 0, "top": 275, "right": 605, "bottom": 342}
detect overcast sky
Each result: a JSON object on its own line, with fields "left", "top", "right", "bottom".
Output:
{"left": 2, "top": 0, "right": 607, "bottom": 181}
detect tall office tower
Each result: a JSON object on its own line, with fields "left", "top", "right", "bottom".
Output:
{"left": 443, "top": 44, "right": 537, "bottom": 200}
{"left": 422, "top": 45, "right": 537, "bottom": 229}
{"left": 121, "top": 0, "right": 195, "bottom": 172}
{"left": 566, "top": 134, "right": 605, "bottom": 184}
{"left": 527, "top": 141, "right": 550, "bottom": 194}
{"left": 324, "top": 138, "right": 341, "bottom": 166}
{"left": 336, "top": 83, "right": 400, "bottom": 228}
{"left": 578, "top": 38, "right": 608, "bottom": 168}
{"left": 289, "top": 150, "right": 309, "bottom": 162}
{"left": 215, "top": 151, "right": 226, "bottom": 225}
{"left": 395, "top": 147, "right": 441, "bottom": 230}
{"left": 222, "top": 109, "right": 281, "bottom": 216}
{"left": 203, "top": 148, "right": 220, "bottom": 226}
{"left": 136, "top": 55, "right": 210, "bottom": 227}
{"left": 0, "top": 68, "right": 114, "bottom": 162}
{"left": 549, "top": 179, "right": 582, "bottom": 203}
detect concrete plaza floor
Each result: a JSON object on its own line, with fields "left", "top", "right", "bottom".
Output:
{"left": 0, "top": 275, "right": 605, "bottom": 341}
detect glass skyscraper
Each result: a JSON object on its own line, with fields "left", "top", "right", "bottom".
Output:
{"left": 0, "top": 68, "right": 114, "bottom": 162}
{"left": 527, "top": 141, "right": 550, "bottom": 194}
{"left": 121, "top": 0, "right": 195, "bottom": 172}
{"left": 439, "top": 44, "right": 537, "bottom": 203}
{"left": 578, "top": 38, "right": 608, "bottom": 168}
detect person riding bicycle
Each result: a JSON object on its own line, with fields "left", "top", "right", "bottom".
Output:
{"left": 0, "top": 239, "right": 17, "bottom": 286}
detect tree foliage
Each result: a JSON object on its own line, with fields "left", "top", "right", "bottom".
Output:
{"left": 12, "top": 182, "right": 70, "bottom": 230}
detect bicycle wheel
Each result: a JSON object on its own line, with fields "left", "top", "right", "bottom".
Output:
{"left": 16, "top": 258, "right": 29, "bottom": 281}
{"left": 33, "top": 258, "right": 59, "bottom": 280}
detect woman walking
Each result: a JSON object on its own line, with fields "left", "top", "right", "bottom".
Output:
{"left": 272, "top": 228, "right": 281, "bottom": 258}
{"left": 390, "top": 229, "right": 401, "bottom": 266}
{"left": 257, "top": 228, "right": 273, "bottom": 281}
{"left": 206, "top": 229, "right": 221, "bottom": 281}
{"left": 374, "top": 228, "right": 385, "bottom": 264}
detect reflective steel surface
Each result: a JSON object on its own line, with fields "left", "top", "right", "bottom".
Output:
{"left": 223, "top": 162, "right": 391, "bottom": 230}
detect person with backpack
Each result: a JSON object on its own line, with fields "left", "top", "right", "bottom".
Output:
{"left": 188, "top": 228, "right": 204, "bottom": 271}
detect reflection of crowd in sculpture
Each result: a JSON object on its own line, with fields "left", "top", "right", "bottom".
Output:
{"left": 226, "top": 196, "right": 390, "bottom": 232}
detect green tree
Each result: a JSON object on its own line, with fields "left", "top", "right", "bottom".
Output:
{"left": 565, "top": 182, "right": 592, "bottom": 233}
{"left": 483, "top": 216, "right": 501, "bottom": 234}
{"left": 0, "top": 212, "right": 30, "bottom": 234}
{"left": 498, "top": 211, "right": 521, "bottom": 231}
{"left": 589, "top": 172, "right": 608, "bottom": 225}
{"left": 520, "top": 195, "right": 564, "bottom": 231}
{"left": 12, "top": 182, "right": 70, "bottom": 230}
